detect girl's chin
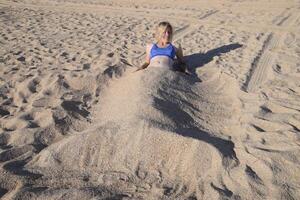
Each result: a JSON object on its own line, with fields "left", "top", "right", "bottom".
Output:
{"left": 162, "top": 39, "right": 171, "bottom": 43}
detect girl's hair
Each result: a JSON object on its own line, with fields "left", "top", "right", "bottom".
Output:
{"left": 155, "top": 21, "right": 173, "bottom": 42}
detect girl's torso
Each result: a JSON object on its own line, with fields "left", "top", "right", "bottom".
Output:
{"left": 149, "top": 43, "right": 176, "bottom": 68}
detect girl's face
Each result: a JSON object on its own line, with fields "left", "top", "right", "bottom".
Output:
{"left": 160, "top": 27, "right": 172, "bottom": 43}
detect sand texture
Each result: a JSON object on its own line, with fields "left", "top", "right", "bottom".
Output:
{"left": 1, "top": 0, "right": 300, "bottom": 199}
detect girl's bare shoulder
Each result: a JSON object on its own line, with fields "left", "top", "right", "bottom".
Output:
{"left": 146, "top": 43, "right": 154, "bottom": 53}
{"left": 172, "top": 43, "right": 181, "bottom": 50}
{"left": 146, "top": 43, "right": 154, "bottom": 49}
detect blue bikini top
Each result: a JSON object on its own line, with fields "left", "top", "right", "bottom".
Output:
{"left": 150, "top": 43, "right": 176, "bottom": 60}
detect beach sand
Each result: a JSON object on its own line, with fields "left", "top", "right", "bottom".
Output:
{"left": 0, "top": 0, "right": 300, "bottom": 199}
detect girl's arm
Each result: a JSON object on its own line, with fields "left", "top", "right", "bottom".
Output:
{"left": 175, "top": 44, "right": 187, "bottom": 72}
{"left": 135, "top": 44, "right": 152, "bottom": 71}
{"left": 136, "top": 62, "right": 150, "bottom": 71}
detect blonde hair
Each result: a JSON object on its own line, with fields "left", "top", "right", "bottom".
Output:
{"left": 155, "top": 21, "right": 173, "bottom": 42}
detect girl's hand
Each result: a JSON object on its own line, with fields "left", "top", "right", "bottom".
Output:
{"left": 133, "top": 62, "right": 149, "bottom": 73}
{"left": 133, "top": 67, "right": 143, "bottom": 73}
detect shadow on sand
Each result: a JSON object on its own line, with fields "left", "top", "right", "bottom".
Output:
{"left": 151, "top": 95, "right": 239, "bottom": 168}
{"left": 182, "top": 43, "right": 243, "bottom": 78}
{"left": 143, "top": 74, "right": 240, "bottom": 168}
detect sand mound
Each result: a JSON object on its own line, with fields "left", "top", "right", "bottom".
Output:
{"left": 22, "top": 67, "right": 241, "bottom": 199}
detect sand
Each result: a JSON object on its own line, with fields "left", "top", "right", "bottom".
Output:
{"left": 0, "top": 0, "right": 300, "bottom": 199}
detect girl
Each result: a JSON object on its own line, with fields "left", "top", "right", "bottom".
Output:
{"left": 135, "top": 21, "right": 187, "bottom": 72}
